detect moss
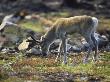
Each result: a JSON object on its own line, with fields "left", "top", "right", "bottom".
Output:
{"left": 0, "top": 13, "right": 110, "bottom": 82}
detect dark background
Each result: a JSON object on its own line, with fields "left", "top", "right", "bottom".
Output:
{"left": 0, "top": 0, "right": 110, "bottom": 18}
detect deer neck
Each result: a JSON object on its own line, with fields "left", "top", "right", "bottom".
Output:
{"left": 42, "top": 28, "right": 56, "bottom": 53}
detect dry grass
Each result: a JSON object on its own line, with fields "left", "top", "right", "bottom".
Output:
{"left": 0, "top": 13, "right": 110, "bottom": 82}
{"left": 0, "top": 52, "right": 110, "bottom": 82}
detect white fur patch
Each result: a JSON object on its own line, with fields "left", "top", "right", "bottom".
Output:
{"left": 92, "top": 17, "right": 98, "bottom": 27}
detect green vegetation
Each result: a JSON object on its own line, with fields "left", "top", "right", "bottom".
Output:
{"left": 0, "top": 52, "right": 110, "bottom": 82}
{"left": 21, "top": 21, "right": 44, "bottom": 33}
{"left": 0, "top": 14, "right": 110, "bottom": 82}
{"left": 98, "top": 18, "right": 110, "bottom": 31}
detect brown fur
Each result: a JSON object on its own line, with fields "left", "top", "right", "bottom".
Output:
{"left": 39, "top": 15, "right": 98, "bottom": 64}
{"left": 44, "top": 15, "right": 93, "bottom": 39}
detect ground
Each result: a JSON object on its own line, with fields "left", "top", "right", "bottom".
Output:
{"left": 0, "top": 12, "right": 110, "bottom": 82}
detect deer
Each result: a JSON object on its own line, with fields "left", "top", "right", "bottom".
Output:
{"left": 33, "top": 15, "right": 98, "bottom": 64}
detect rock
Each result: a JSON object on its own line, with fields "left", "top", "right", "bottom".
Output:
{"left": 6, "top": 34, "right": 20, "bottom": 44}
{"left": 67, "top": 45, "right": 82, "bottom": 53}
{"left": 18, "top": 38, "right": 30, "bottom": 51}
{"left": 80, "top": 33, "right": 109, "bottom": 52}
{"left": 26, "top": 47, "right": 42, "bottom": 55}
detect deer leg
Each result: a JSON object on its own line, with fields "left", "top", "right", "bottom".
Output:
{"left": 91, "top": 33, "right": 98, "bottom": 61}
{"left": 83, "top": 35, "right": 94, "bottom": 63}
{"left": 55, "top": 41, "right": 62, "bottom": 62}
{"left": 61, "top": 37, "right": 67, "bottom": 64}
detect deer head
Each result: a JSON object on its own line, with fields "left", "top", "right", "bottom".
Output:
{"left": 29, "top": 35, "right": 48, "bottom": 56}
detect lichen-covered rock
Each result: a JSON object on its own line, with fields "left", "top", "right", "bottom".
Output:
{"left": 18, "top": 38, "right": 30, "bottom": 50}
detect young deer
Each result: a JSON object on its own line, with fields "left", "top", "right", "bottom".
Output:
{"left": 36, "top": 15, "right": 98, "bottom": 64}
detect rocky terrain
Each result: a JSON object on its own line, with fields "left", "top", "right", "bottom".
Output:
{"left": 0, "top": 0, "right": 110, "bottom": 82}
